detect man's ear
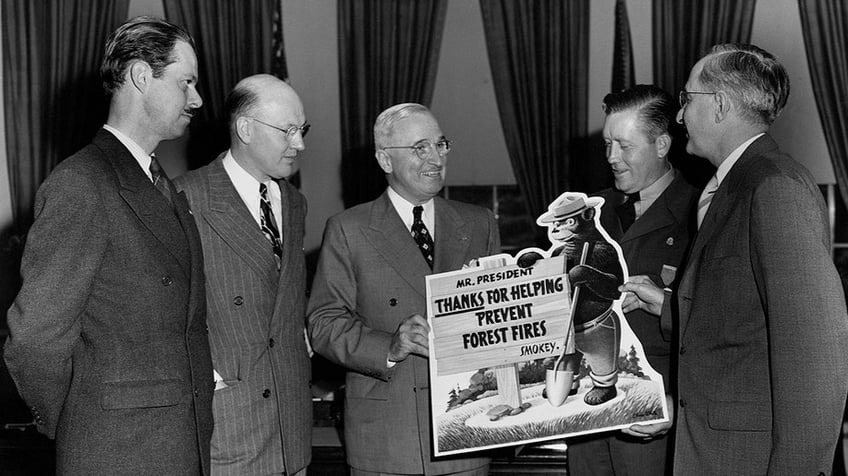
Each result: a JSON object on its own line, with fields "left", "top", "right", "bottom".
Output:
{"left": 655, "top": 133, "right": 672, "bottom": 159}
{"left": 714, "top": 91, "right": 731, "bottom": 123}
{"left": 375, "top": 149, "right": 393, "bottom": 174}
{"left": 129, "top": 60, "right": 150, "bottom": 93}
{"left": 234, "top": 116, "right": 252, "bottom": 144}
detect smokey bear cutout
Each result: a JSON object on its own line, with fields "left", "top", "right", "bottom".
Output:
{"left": 516, "top": 192, "right": 652, "bottom": 407}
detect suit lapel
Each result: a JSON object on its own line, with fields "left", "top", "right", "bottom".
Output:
{"left": 95, "top": 130, "right": 191, "bottom": 278}
{"left": 621, "top": 174, "right": 690, "bottom": 244}
{"left": 433, "top": 197, "right": 471, "bottom": 273}
{"left": 679, "top": 135, "right": 776, "bottom": 335}
{"left": 203, "top": 157, "right": 279, "bottom": 290}
{"left": 363, "top": 193, "right": 431, "bottom": 297}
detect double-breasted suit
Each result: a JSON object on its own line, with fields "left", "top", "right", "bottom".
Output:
{"left": 308, "top": 192, "right": 500, "bottom": 474}
{"left": 175, "top": 155, "right": 312, "bottom": 475}
{"left": 4, "top": 129, "right": 214, "bottom": 474}
{"left": 673, "top": 134, "right": 848, "bottom": 474}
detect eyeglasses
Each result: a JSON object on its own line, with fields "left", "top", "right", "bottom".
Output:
{"left": 678, "top": 90, "right": 715, "bottom": 108}
{"left": 251, "top": 117, "right": 310, "bottom": 139}
{"left": 382, "top": 139, "right": 452, "bottom": 160}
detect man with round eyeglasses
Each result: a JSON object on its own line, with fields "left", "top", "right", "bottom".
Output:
{"left": 308, "top": 103, "right": 500, "bottom": 475}
{"left": 175, "top": 74, "right": 313, "bottom": 475}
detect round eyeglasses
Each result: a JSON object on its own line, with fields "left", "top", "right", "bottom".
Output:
{"left": 251, "top": 117, "right": 310, "bottom": 139}
{"left": 678, "top": 90, "right": 715, "bottom": 108}
{"left": 382, "top": 139, "right": 452, "bottom": 161}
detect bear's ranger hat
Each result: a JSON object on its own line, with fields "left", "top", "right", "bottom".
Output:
{"left": 538, "top": 195, "right": 604, "bottom": 224}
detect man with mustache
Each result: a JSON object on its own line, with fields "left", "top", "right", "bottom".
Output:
{"left": 175, "top": 74, "right": 312, "bottom": 475}
{"left": 308, "top": 103, "right": 500, "bottom": 475}
{"left": 4, "top": 16, "right": 214, "bottom": 474}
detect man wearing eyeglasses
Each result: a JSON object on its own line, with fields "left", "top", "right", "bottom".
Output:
{"left": 308, "top": 103, "right": 500, "bottom": 475}
{"left": 174, "top": 74, "right": 312, "bottom": 475}
{"left": 622, "top": 44, "right": 848, "bottom": 474}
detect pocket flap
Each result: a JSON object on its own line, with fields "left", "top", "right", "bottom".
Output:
{"left": 101, "top": 378, "right": 185, "bottom": 410}
{"left": 708, "top": 400, "right": 770, "bottom": 431}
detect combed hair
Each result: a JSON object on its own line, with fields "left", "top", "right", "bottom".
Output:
{"left": 225, "top": 82, "right": 261, "bottom": 134}
{"left": 699, "top": 43, "right": 790, "bottom": 126}
{"left": 373, "top": 103, "right": 431, "bottom": 148}
{"left": 100, "top": 16, "right": 195, "bottom": 95}
{"left": 602, "top": 84, "right": 676, "bottom": 141}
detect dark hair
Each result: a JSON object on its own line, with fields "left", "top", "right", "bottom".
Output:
{"left": 100, "top": 16, "right": 195, "bottom": 94}
{"left": 602, "top": 84, "right": 676, "bottom": 141}
{"left": 699, "top": 43, "right": 790, "bottom": 126}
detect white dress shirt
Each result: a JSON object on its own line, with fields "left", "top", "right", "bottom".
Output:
{"left": 222, "top": 150, "right": 282, "bottom": 232}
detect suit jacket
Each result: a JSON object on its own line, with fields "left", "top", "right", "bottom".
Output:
{"left": 307, "top": 191, "right": 500, "bottom": 474}
{"left": 3, "top": 129, "right": 214, "bottom": 475}
{"left": 175, "top": 155, "right": 312, "bottom": 475}
{"left": 597, "top": 172, "right": 699, "bottom": 381}
{"left": 674, "top": 134, "right": 848, "bottom": 474}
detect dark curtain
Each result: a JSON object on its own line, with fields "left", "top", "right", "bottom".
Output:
{"left": 652, "top": 0, "right": 755, "bottom": 188}
{"left": 163, "top": 0, "right": 285, "bottom": 169}
{"left": 479, "top": 0, "right": 591, "bottom": 220}
{"left": 338, "top": 0, "right": 447, "bottom": 207}
{"left": 612, "top": 0, "right": 636, "bottom": 93}
{"left": 798, "top": 0, "right": 848, "bottom": 209}
{"left": 652, "top": 0, "right": 756, "bottom": 95}
{"left": 2, "top": 0, "right": 129, "bottom": 231}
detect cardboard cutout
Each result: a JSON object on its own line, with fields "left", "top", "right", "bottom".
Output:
{"left": 426, "top": 192, "right": 668, "bottom": 456}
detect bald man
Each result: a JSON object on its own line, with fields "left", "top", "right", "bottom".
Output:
{"left": 175, "top": 74, "right": 312, "bottom": 475}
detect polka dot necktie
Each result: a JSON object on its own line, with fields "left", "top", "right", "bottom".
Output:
{"left": 411, "top": 205, "right": 434, "bottom": 269}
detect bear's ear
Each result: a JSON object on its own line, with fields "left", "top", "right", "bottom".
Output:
{"left": 582, "top": 208, "right": 596, "bottom": 221}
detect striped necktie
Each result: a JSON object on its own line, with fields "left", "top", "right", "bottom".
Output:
{"left": 259, "top": 183, "right": 283, "bottom": 269}
{"left": 149, "top": 156, "right": 173, "bottom": 206}
{"left": 411, "top": 205, "right": 434, "bottom": 269}
{"left": 697, "top": 175, "right": 719, "bottom": 229}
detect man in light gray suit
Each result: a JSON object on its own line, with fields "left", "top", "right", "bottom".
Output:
{"left": 308, "top": 103, "right": 499, "bottom": 475}
{"left": 175, "top": 74, "right": 312, "bottom": 475}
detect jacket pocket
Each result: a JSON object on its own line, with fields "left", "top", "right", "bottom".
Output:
{"left": 346, "top": 372, "right": 389, "bottom": 401}
{"left": 708, "top": 399, "right": 770, "bottom": 431}
{"left": 101, "top": 378, "right": 185, "bottom": 409}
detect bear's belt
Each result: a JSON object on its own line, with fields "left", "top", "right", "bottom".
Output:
{"left": 574, "top": 307, "right": 615, "bottom": 332}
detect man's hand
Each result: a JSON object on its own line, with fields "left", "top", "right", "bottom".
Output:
{"left": 388, "top": 314, "right": 431, "bottom": 363}
{"left": 619, "top": 275, "right": 665, "bottom": 315}
{"left": 621, "top": 394, "right": 674, "bottom": 439}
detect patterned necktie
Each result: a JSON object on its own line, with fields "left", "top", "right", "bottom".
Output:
{"left": 259, "top": 183, "right": 283, "bottom": 269}
{"left": 411, "top": 205, "right": 434, "bottom": 269}
{"left": 616, "top": 192, "right": 640, "bottom": 232}
{"left": 697, "top": 175, "right": 719, "bottom": 229}
{"left": 149, "top": 156, "right": 173, "bottom": 206}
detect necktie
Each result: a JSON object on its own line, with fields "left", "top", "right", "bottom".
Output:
{"left": 149, "top": 156, "right": 173, "bottom": 206}
{"left": 411, "top": 205, "right": 434, "bottom": 269}
{"left": 259, "top": 183, "right": 283, "bottom": 269}
{"left": 697, "top": 175, "right": 719, "bottom": 229}
{"left": 616, "top": 192, "right": 640, "bottom": 232}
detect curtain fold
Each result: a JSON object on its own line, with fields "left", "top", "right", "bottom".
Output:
{"left": 612, "top": 0, "right": 636, "bottom": 93}
{"left": 338, "top": 0, "right": 448, "bottom": 207}
{"left": 479, "top": 0, "right": 590, "bottom": 219}
{"left": 163, "top": 0, "right": 284, "bottom": 169}
{"left": 2, "top": 0, "right": 129, "bottom": 231}
{"left": 798, "top": 0, "right": 848, "bottom": 208}
{"left": 652, "top": 0, "right": 756, "bottom": 95}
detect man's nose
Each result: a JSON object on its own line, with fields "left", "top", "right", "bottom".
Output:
{"left": 189, "top": 85, "right": 203, "bottom": 109}
{"left": 289, "top": 131, "right": 306, "bottom": 151}
{"left": 676, "top": 108, "right": 684, "bottom": 124}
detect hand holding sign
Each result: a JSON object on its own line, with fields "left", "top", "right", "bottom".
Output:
{"left": 389, "top": 313, "right": 431, "bottom": 363}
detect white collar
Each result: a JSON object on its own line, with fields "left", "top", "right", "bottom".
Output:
{"left": 715, "top": 133, "right": 765, "bottom": 186}
{"left": 387, "top": 186, "right": 435, "bottom": 234}
{"left": 222, "top": 150, "right": 280, "bottom": 226}
{"left": 102, "top": 125, "right": 154, "bottom": 181}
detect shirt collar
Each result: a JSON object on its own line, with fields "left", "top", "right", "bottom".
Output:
{"left": 223, "top": 150, "right": 280, "bottom": 224}
{"left": 715, "top": 133, "right": 765, "bottom": 186}
{"left": 387, "top": 186, "right": 435, "bottom": 233}
{"left": 102, "top": 125, "right": 153, "bottom": 181}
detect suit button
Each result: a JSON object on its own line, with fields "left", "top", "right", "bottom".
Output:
{"left": 161, "top": 276, "right": 173, "bottom": 286}
{"left": 679, "top": 398, "right": 687, "bottom": 407}
{"left": 262, "top": 389, "right": 271, "bottom": 398}
{"left": 233, "top": 296, "right": 243, "bottom": 306}
{"left": 269, "top": 338, "right": 275, "bottom": 348}
{"left": 679, "top": 345, "right": 686, "bottom": 355}
{"left": 389, "top": 298, "right": 397, "bottom": 306}
{"left": 194, "top": 388, "right": 199, "bottom": 397}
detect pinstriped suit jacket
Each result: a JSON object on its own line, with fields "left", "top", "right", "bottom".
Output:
{"left": 308, "top": 191, "right": 499, "bottom": 474}
{"left": 175, "top": 154, "right": 312, "bottom": 475}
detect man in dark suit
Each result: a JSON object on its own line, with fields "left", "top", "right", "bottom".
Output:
{"left": 3, "top": 17, "right": 214, "bottom": 474}
{"left": 308, "top": 103, "right": 500, "bottom": 475}
{"left": 175, "top": 74, "right": 312, "bottom": 475}
{"left": 567, "top": 85, "right": 699, "bottom": 476}
{"left": 623, "top": 43, "right": 848, "bottom": 474}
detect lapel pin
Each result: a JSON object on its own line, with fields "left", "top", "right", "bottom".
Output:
{"left": 666, "top": 237, "right": 674, "bottom": 246}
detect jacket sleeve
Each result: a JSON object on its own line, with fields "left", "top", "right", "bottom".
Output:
{"left": 4, "top": 166, "right": 108, "bottom": 438}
